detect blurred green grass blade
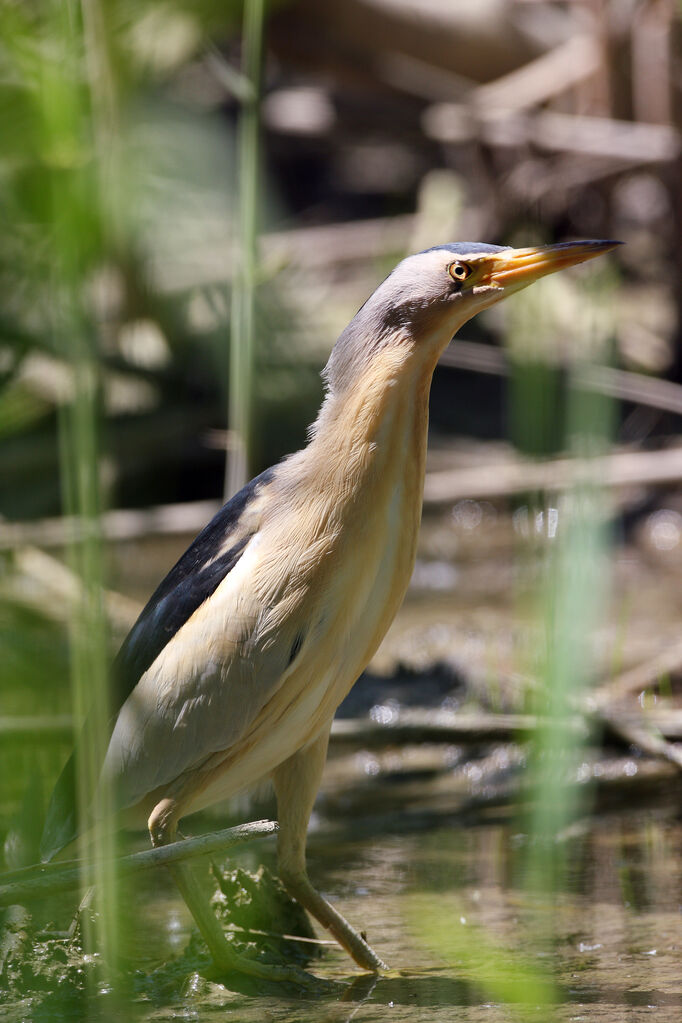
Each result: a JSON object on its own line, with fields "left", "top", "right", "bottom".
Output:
{"left": 226, "top": 0, "right": 265, "bottom": 498}
{"left": 24, "top": 0, "right": 122, "bottom": 1008}
{"left": 409, "top": 893, "right": 559, "bottom": 1020}
{"left": 512, "top": 262, "right": 617, "bottom": 897}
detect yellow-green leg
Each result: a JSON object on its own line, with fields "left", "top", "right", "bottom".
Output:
{"left": 272, "top": 728, "right": 388, "bottom": 972}
{"left": 148, "top": 797, "right": 319, "bottom": 986}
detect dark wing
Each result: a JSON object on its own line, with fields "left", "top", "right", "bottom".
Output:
{"left": 111, "top": 467, "right": 274, "bottom": 712}
{"left": 40, "top": 467, "right": 274, "bottom": 861}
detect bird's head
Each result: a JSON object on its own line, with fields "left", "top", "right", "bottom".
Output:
{"left": 324, "top": 240, "right": 620, "bottom": 394}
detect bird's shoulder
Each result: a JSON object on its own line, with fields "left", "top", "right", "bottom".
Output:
{"left": 112, "top": 465, "right": 276, "bottom": 713}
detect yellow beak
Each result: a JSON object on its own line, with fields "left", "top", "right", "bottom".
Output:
{"left": 482, "top": 240, "right": 621, "bottom": 289}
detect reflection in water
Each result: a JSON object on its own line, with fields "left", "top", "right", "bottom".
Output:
{"left": 92, "top": 808, "right": 680, "bottom": 1021}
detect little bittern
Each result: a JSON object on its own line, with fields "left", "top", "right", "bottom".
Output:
{"left": 42, "top": 239, "right": 618, "bottom": 977}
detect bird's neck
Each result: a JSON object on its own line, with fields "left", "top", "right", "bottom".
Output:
{"left": 305, "top": 344, "right": 433, "bottom": 503}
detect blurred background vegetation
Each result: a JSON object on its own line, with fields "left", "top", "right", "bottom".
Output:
{"left": 2, "top": 1, "right": 682, "bottom": 1020}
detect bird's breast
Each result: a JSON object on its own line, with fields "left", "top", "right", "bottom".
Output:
{"left": 276, "top": 368, "right": 431, "bottom": 736}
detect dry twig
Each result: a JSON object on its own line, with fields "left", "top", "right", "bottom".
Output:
{"left": 423, "top": 444, "right": 682, "bottom": 504}
{"left": 0, "top": 821, "right": 278, "bottom": 908}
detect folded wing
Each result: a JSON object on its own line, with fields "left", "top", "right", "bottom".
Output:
{"left": 40, "top": 468, "right": 278, "bottom": 861}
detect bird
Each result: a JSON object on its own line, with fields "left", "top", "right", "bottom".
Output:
{"left": 41, "top": 238, "right": 619, "bottom": 980}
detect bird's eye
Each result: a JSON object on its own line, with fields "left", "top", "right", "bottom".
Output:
{"left": 448, "top": 261, "right": 472, "bottom": 284}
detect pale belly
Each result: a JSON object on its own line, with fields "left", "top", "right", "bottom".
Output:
{"left": 193, "top": 559, "right": 413, "bottom": 811}
{"left": 181, "top": 410, "right": 425, "bottom": 816}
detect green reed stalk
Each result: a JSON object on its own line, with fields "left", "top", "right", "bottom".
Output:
{"left": 225, "top": 0, "right": 266, "bottom": 498}
{"left": 45, "top": 0, "right": 120, "bottom": 1008}
{"left": 510, "top": 264, "right": 617, "bottom": 913}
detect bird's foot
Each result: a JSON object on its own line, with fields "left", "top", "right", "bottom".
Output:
{"left": 165, "top": 857, "right": 334, "bottom": 990}
{"left": 279, "top": 869, "right": 388, "bottom": 972}
{"left": 336, "top": 925, "right": 388, "bottom": 973}
{"left": 207, "top": 947, "right": 331, "bottom": 990}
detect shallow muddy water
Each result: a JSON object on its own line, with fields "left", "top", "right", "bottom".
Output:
{"left": 4, "top": 773, "right": 680, "bottom": 1022}
{"left": 61, "top": 805, "right": 682, "bottom": 1022}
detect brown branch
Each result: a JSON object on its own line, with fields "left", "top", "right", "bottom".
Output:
{"left": 0, "top": 501, "right": 222, "bottom": 551}
{"left": 330, "top": 707, "right": 682, "bottom": 779}
{"left": 423, "top": 444, "right": 682, "bottom": 505}
{"left": 423, "top": 105, "right": 681, "bottom": 164}
{"left": 331, "top": 708, "right": 682, "bottom": 749}
{"left": 0, "top": 820, "right": 278, "bottom": 909}
{"left": 331, "top": 711, "right": 586, "bottom": 748}
{"left": 473, "top": 34, "right": 602, "bottom": 113}
{"left": 589, "top": 638, "right": 682, "bottom": 710}
{"left": 598, "top": 712, "right": 682, "bottom": 772}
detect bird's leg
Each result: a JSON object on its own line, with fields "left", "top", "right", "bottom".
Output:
{"left": 272, "top": 728, "right": 388, "bottom": 972}
{"left": 147, "top": 798, "right": 318, "bottom": 986}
